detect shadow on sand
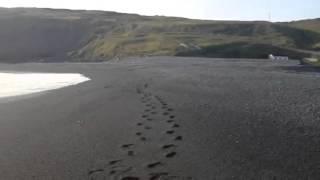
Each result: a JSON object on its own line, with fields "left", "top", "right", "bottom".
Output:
{"left": 279, "top": 65, "right": 320, "bottom": 74}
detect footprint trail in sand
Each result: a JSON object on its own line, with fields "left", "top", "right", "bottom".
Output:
{"left": 88, "top": 83, "right": 187, "bottom": 180}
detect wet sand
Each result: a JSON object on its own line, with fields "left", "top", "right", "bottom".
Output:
{"left": 0, "top": 57, "right": 320, "bottom": 179}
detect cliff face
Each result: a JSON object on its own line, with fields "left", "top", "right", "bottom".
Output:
{"left": 0, "top": 8, "right": 319, "bottom": 62}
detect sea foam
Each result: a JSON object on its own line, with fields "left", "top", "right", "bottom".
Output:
{"left": 0, "top": 72, "right": 90, "bottom": 98}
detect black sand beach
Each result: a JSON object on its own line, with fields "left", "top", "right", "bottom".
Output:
{"left": 0, "top": 57, "right": 320, "bottom": 179}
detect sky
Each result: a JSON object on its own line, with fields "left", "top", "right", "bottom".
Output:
{"left": 0, "top": 0, "right": 319, "bottom": 22}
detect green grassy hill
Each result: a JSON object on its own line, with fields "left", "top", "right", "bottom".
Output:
{"left": 287, "top": 18, "right": 320, "bottom": 33}
{"left": 0, "top": 7, "right": 319, "bottom": 62}
{"left": 286, "top": 19, "right": 320, "bottom": 50}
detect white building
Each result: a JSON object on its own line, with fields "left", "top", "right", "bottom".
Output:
{"left": 269, "top": 54, "right": 289, "bottom": 60}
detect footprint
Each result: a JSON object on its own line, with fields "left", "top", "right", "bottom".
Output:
{"left": 136, "top": 132, "right": 142, "bottom": 136}
{"left": 128, "top": 150, "right": 135, "bottom": 156}
{"left": 88, "top": 168, "right": 104, "bottom": 175}
{"left": 166, "top": 130, "right": 175, "bottom": 135}
{"left": 165, "top": 152, "right": 177, "bottom": 158}
{"left": 140, "top": 137, "right": 147, "bottom": 141}
{"left": 151, "top": 112, "right": 157, "bottom": 115}
{"left": 121, "top": 144, "right": 134, "bottom": 148}
{"left": 149, "top": 172, "right": 169, "bottom": 180}
{"left": 169, "top": 115, "right": 175, "bottom": 119}
{"left": 163, "top": 112, "right": 169, "bottom": 116}
{"left": 121, "top": 176, "right": 140, "bottom": 180}
{"left": 174, "top": 136, "right": 183, "bottom": 141}
{"left": 108, "top": 160, "right": 122, "bottom": 165}
{"left": 109, "top": 170, "right": 116, "bottom": 175}
{"left": 167, "top": 108, "right": 173, "bottom": 112}
{"left": 137, "top": 122, "right": 143, "bottom": 126}
{"left": 144, "top": 126, "right": 152, "bottom": 130}
{"left": 142, "top": 115, "right": 148, "bottom": 118}
{"left": 172, "top": 124, "right": 180, "bottom": 128}
{"left": 147, "top": 162, "right": 163, "bottom": 169}
{"left": 88, "top": 173, "right": 105, "bottom": 180}
{"left": 110, "top": 166, "right": 133, "bottom": 177}
{"left": 145, "top": 109, "right": 151, "bottom": 112}
{"left": 162, "top": 144, "right": 176, "bottom": 149}
{"left": 136, "top": 88, "right": 142, "bottom": 94}
{"left": 167, "top": 120, "right": 174, "bottom": 123}
{"left": 155, "top": 95, "right": 162, "bottom": 100}
{"left": 146, "top": 118, "right": 153, "bottom": 121}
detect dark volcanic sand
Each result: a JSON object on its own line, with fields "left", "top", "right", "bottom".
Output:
{"left": 0, "top": 57, "right": 320, "bottom": 179}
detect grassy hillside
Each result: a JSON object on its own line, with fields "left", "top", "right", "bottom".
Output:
{"left": 287, "top": 19, "right": 320, "bottom": 33}
{"left": 176, "top": 43, "right": 309, "bottom": 59}
{"left": 286, "top": 19, "right": 320, "bottom": 50}
{"left": 0, "top": 7, "right": 319, "bottom": 62}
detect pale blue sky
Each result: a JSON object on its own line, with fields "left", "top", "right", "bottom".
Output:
{"left": 0, "top": 0, "right": 319, "bottom": 22}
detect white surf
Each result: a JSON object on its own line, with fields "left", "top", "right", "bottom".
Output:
{"left": 0, "top": 72, "right": 90, "bottom": 98}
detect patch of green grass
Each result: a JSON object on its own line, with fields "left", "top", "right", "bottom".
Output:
{"left": 287, "top": 19, "right": 320, "bottom": 33}
{"left": 82, "top": 20, "right": 320, "bottom": 60}
{"left": 176, "top": 42, "right": 310, "bottom": 59}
